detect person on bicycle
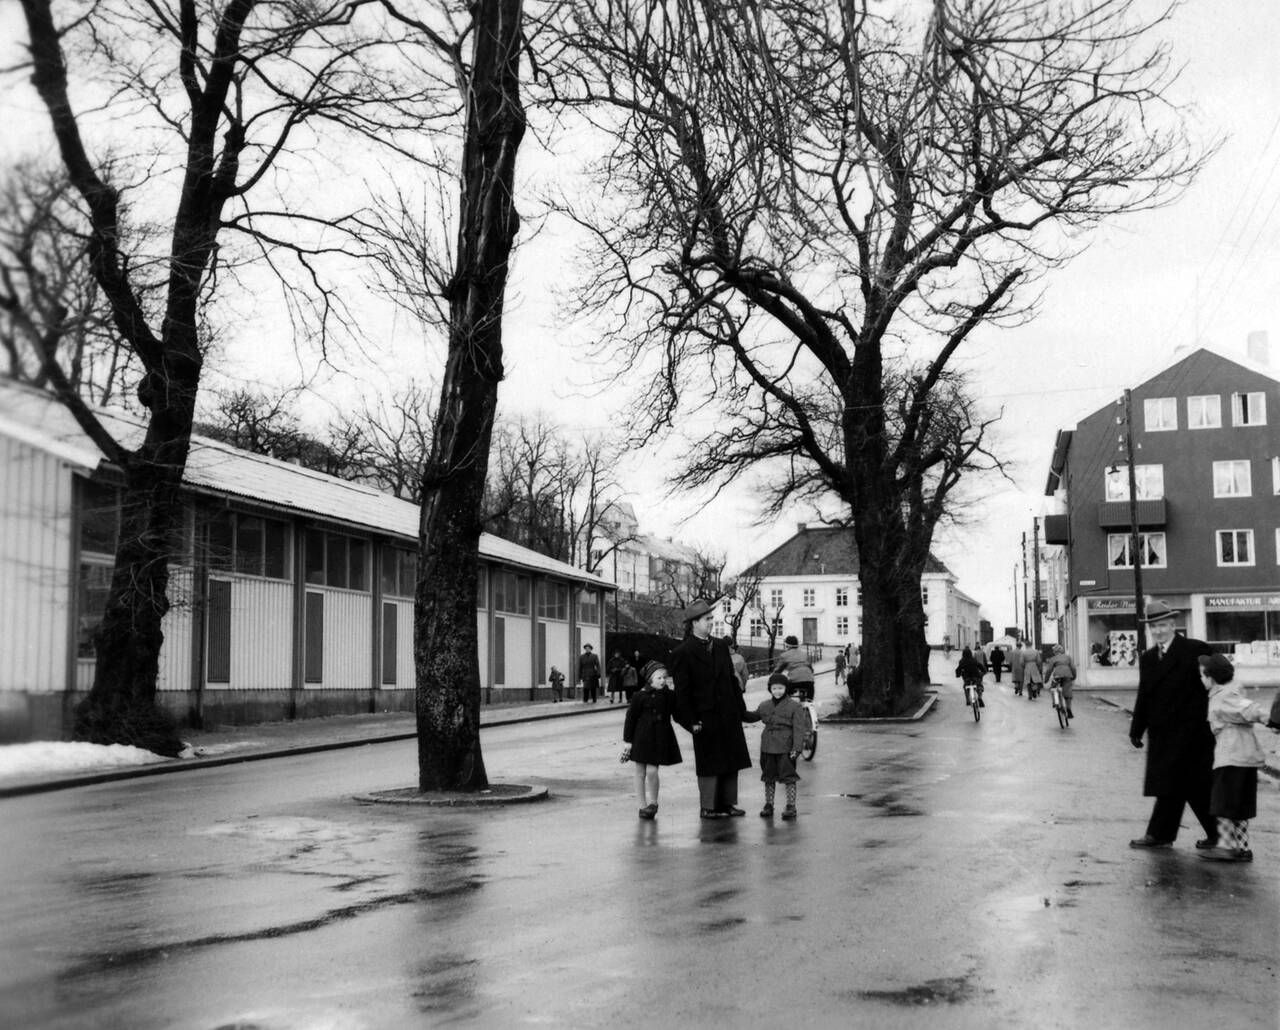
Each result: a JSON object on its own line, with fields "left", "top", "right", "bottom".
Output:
{"left": 743, "top": 673, "right": 807, "bottom": 820}
{"left": 772, "top": 635, "right": 816, "bottom": 702}
{"left": 1044, "top": 644, "right": 1076, "bottom": 719}
{"left": 955, "top": 646, "right": 985, "bottom": 707}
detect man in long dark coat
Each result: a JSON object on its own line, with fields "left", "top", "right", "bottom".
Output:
{"left": 669, "top": 598, "right": 751, "bottom": 819}
{"left": 1128, "top": 601, "right": 1217, "bottom": 850}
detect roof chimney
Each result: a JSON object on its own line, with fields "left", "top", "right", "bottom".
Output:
{"left": 797, "top": 522, "right": 807, "bottom": 533}
{"left": 1248, "top": 330, "right": 1269, "bottom": 366}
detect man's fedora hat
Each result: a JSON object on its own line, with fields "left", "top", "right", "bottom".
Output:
{"left": 681, "top": 598, "right": 718, "bottom": 623}
{"left": 1139, "top": 600, "right": 1183, "bottom": 623}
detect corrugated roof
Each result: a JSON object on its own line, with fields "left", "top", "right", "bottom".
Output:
{"left": 740, "top": 524, "right": 953, "bottom": 579}
{"left": 0, "top": 378, "right": 611, "bottom": 588}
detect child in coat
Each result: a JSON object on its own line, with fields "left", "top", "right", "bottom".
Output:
{"left": 745, "top": 673, "right": 809, "bottom": 820}
{"left": 548, "top": 666, "right": 565, "bottom": 702}
{"left": 620, "top": 660, "right": 682, "bottom": 820}
{"left": 1198, "top": 653, "right": 1277, "bottom": 862}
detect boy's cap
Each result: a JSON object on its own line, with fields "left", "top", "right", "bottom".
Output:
{"left": 768, "top": 672, "right": 790, "bottom": 688}
{"left": 1197, "top": 653, "right": 1234, "bottom": 683}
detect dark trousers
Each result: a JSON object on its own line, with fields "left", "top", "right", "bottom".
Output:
{"left": 992, "top": 664, "right": 1003, "bottom": 682}
{"left": 698, "top": 772, "right": 739, "bottom": 811}
{"left": 583, "top": 681, "right": 598, "bottom": 702}
{"left": 1146, "top": 789, "right": 1216, "bottom": 843}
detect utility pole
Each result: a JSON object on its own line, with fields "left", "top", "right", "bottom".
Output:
{"left": 1020, "top": 531, "right": 1029, "bottom": 642}
{"left": 1120, "top": 389, "right": 1147, "bottom": 651}
{"left": 1032, "top": 517, "right": 1043, "bottom": 649}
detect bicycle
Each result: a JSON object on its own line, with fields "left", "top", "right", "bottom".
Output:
{"left": 791, "top": 686, "right": 818, "bottom": 760}
{"left": 962, "top": 677, "right": 982, "bottom": 722}
{"left": 1049, "top": 682, "right": 1070, "bottom": 728}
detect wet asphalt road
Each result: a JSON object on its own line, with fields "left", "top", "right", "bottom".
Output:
{"left": 2, "top": 681, "right": 1278, "bottom": 1029}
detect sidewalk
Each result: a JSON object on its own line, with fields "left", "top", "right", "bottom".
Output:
{"left": 0, "top": 697, "right": 621, "bottom": 798}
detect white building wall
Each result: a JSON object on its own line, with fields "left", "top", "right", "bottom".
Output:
{"left": 224, "top": 577, "right": 293, "bottom": 691}
{"left": 501, "top": 616, "right": 532, "bottom": 687}
{"left": 321, "top": 589, "right": 373, "bottom": 689}
{"left": 156, "top": 567, "right": 196, "bottom": 692}
{"left": 0, "top": 437, "right": 73, "bottom": 694}
{"left": 476, "top": 610, "right": 489, "bottom": 686}
{"left": 395, "top": 601, "right": 414, "bottom": 687}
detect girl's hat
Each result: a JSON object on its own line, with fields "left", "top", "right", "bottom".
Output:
{"left": 768, "top": 672, "right": 790, "bottom": 689}
{"left": 640, "top": 660, "right": 667, "bottom": 683}
{"left": 784, "top": 635, "right": 799, "bottom": 646}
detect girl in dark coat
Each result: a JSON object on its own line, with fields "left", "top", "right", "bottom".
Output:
{"left": 955, "top": 646, "right": 985, "bottom": 707}
{"left": 620, "top": 661, "right": 682, "bottom": 820}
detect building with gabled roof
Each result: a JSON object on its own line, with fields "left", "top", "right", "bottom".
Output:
{"left": 0, "top": 378, "right": 613, "bottom": 741}
{"left": 1043, "top": 344, "right": 1280, "bottom": 685}
{"left": 735, "top": 523, "right": 980, "bottom": 653}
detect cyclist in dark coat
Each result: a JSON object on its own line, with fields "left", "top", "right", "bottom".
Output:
{"left": 955, "top": 647, "right": 985, "bottom": 707}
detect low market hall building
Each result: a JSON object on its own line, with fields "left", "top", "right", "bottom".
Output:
{"left": 0, "top": 380, "right": 612, "bottom": 742}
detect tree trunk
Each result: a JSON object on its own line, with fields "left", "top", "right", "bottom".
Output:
{"left": 73, "top": 391, "right": 197, "bottom": 757}
{"left": 414, "top": 0, "right": 525, "bottom": 792}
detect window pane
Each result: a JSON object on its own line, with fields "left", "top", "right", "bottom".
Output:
{"left": 209, "top": 512, "right": 234, "bottom": 573}
{"left": 79, "top": 480, "right": 120, "bottom": 554}
{"left": 305, "top": 529, "right": 326, "bottom": 584}
{"left": 381, "top": 548, "right": 397, "bottom": 595}
{"left": 263, "top": 519, "right": 287, "bottom": 579}
{"left": 327, "top": 534, "right": 349, "bottom": 589}
{"left": 348, "top": 538, "right": 367, "bottom": 591}
{"left": 235, "top": 515, "right": 265, "bottom": 576}
{"left": 77, "top": 562, "right": 112, "bottom": 656}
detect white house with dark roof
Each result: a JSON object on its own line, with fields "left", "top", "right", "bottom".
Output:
{"left": 0, "top": 379, "right": 612, "bottom": 741}
{"left": 737, "top": 523, "right": 981, "bottom": 652}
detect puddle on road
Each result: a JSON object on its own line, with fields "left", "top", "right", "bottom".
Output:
{"left": 854, "top": 973, "right": 987, "bottom": 1006}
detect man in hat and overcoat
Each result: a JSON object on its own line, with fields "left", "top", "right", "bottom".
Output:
{"left": 1128, "top": 600, "right": 1217, "bottom": 850}
{"left": 669, "top": 598, "right": 752, "bottom": 819}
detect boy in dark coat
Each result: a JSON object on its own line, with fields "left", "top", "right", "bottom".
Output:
{"left": 745, "top": 673, "right": 808, "bottom": 819}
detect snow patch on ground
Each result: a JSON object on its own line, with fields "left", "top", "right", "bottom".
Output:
{"left": 0, "top": 741, "right": 170, "bottom": 780}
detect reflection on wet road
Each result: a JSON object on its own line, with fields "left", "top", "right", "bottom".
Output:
{"left": 1, "top": 688, "right": 1277, "bottom": 1028}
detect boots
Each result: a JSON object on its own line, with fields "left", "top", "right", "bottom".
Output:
{"left": 782, "top": 782, "right": 798, "bottom": 820}
{"left": 761, "top": 783, "right": 775, "bottom": 818}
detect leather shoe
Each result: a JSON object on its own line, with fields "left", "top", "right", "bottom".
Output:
{"left": 723, "top": 807, "right": 746, "bottom": 817}
{"left": 1194, "top": 838, "right": 1218, "bottom": 850}
{"left": 700, "top": 808, "right": 728, "bottom": 820}
{"left": 1129, "top": 835, "right": 1173, "bottom": 849}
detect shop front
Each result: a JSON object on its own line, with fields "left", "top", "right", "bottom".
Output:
{"left": 1077, "top": 594, "right": 1191, "bottom": 688}
{"left": 1202, "top": 593, "right": 1280, "bottom": 668}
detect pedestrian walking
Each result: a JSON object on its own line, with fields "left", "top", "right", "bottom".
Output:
{"left": 621, "top": 660, "right": 639, "bottom": 702}
{"left": 578, "top": 644, "right": 602, "bottom": 704}
{"left": 620, "top": 660, "right": 682, "bottom": 820}
{"left": 1197, "top": 654, "right": 1277, "bottom": 862}
{"left": 990, "top": 645, "right": 1006, "bottom": 683}
{"left": 1020, "top": 642, "right": 1044, "bottom": 700}
{"left": 772, "top": 635, "right": 815, "bottom": 702}
{"left": 549, "top": 666, "right": 565, "bottom": 702}
{"left": 1127, "top": 601, "right": 1217, "bottom": 851}
{"left": 744, "top": 673, "right": 807, "bottom": 820}
{"left": 1009, "top": 642, "right": 1025, "bottom": 696}
{"left": 834, "top": 649, "right": 847, "bottom": 689}
{"left": 955, "top": 646, "right": 985, "bottom": 707}
{"left": 607, "top": 651, "right": 627, "bottom": 704}
{"left": 973, "top": 646, "right": 989, "bottom": 675}
{"left": 1043, "top": 644, "right": 1077, "bottom": 719}
{"left": 670, "top": 598, "right": 753, "bottom": 820}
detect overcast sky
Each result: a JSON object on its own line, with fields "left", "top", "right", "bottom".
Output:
{"left": 5, "top": 1, "right": 1278, "bottom": 626}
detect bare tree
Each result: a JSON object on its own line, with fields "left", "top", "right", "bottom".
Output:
{"left": 374, "top": 0, "right": 527, "bottom": 791}
{"left": 0, "top": 163, "right": 139, "bottom": 405}
{"left": 550, "top": 0, "right": 1209, "bottom": 714}
{"left": 721, "top": 566, "right": 764, "bottom": 643}
{"left": 655, "top": 543, "right": 724, "bottom": 608}
{"left": 14, "top": 0, "right": 442, "bottom": 752}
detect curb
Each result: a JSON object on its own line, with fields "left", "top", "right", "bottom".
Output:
{"left": 0, "top": 703, "right": 619, "bottom": 800}
{"left": 819, "top": 691, "right": 938, "bottom": 725}
{"left": 355, "top": 784, "right": 550, "bottom": 807}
